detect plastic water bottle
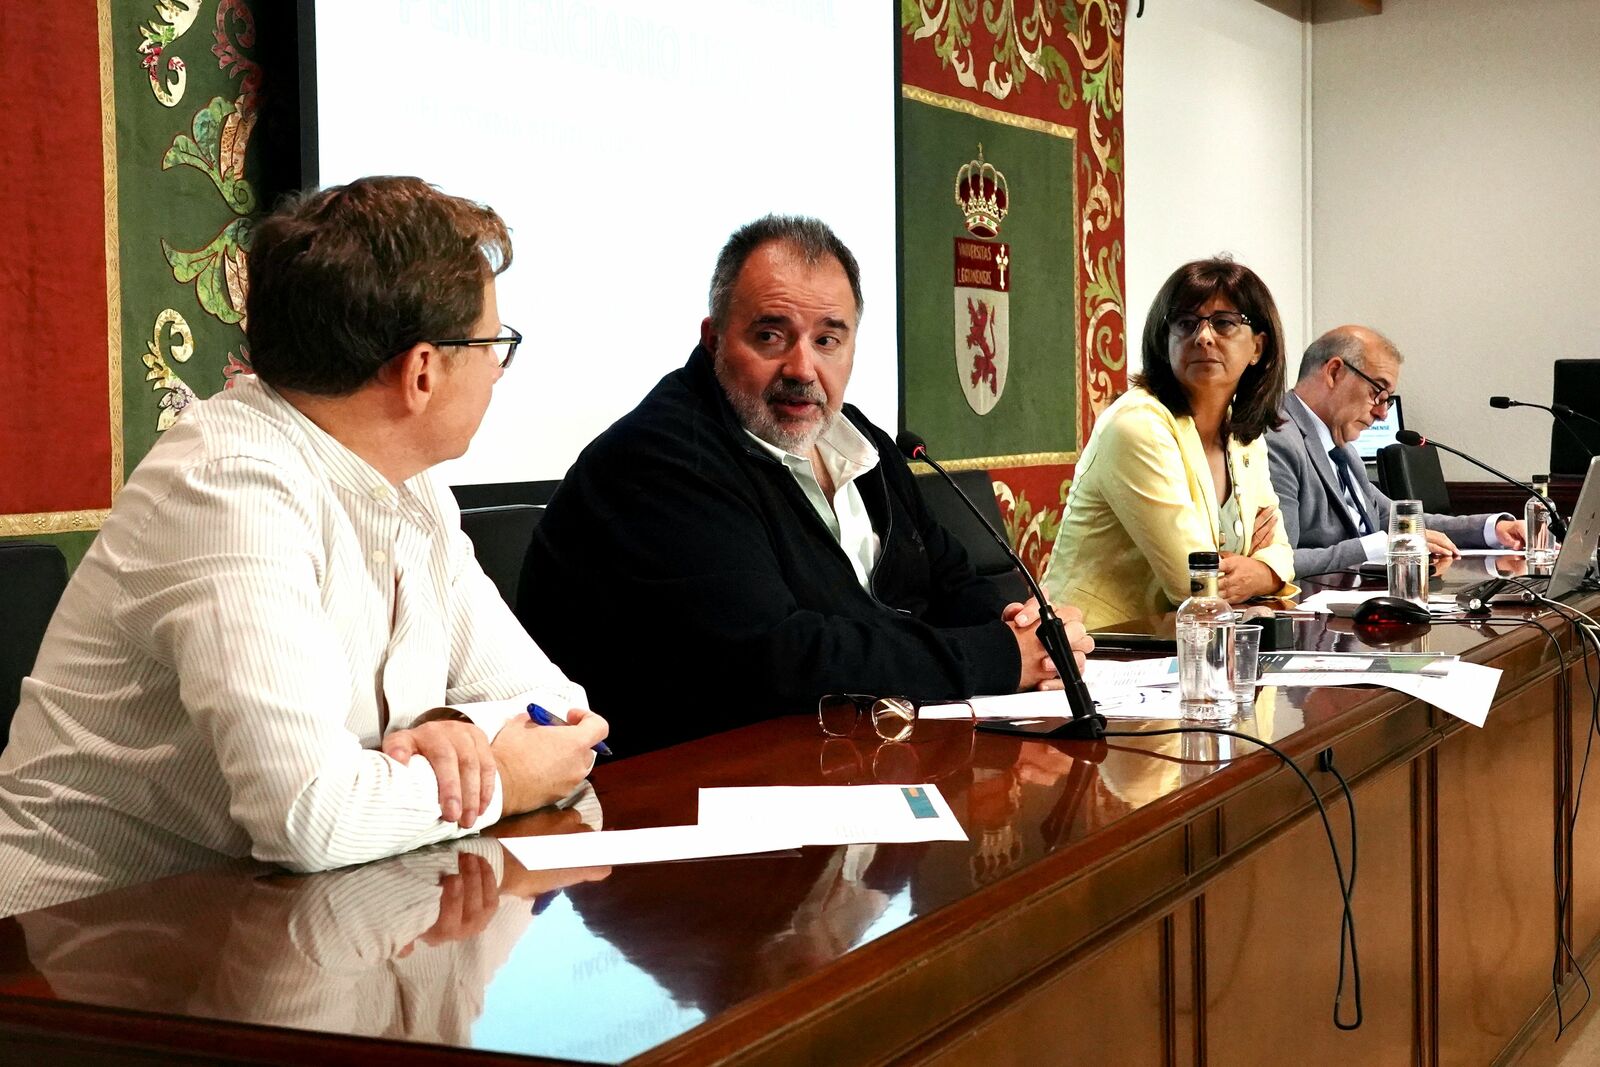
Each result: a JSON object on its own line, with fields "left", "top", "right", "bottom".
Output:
{"left": 1176, "top": 551, "right": 1237, "bottom": 721}
{"left": 1387, "top": 499, "right": 1429, "bottom": 607}
{"left": 1526, "top": 474, "right": 1558, "bottom": 566}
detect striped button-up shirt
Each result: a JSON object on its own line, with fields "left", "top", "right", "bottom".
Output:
{"left": 0, "top": 376, "right": 586, "bottom": 916}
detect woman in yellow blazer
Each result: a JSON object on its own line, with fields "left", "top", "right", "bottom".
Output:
{"left": 1042, "top": 258, "right": 1295, "bottom": 630}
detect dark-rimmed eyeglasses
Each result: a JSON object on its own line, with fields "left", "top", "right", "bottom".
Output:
{"left": 429, "top": 325, "right": 523, "bottom": 370}
{"left": 1168, "top": 311, "right": 1253, "bottom": 339}
{"left": 1339, "top": 358, "right": 1397, "bottom": 411}
{"left": 818, "top": 694, "right": 976, "bottom": 743}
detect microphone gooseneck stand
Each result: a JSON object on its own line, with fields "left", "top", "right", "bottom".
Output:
{"left": 897, "top": 431, "right": 1105, "bottom": 740}
{"left": 1397, "top": 429, "right": 1568, "bottom": 541}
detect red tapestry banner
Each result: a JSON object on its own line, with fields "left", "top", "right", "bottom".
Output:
{"left": 0, "top": 2, "right": 119, "bottom": 532}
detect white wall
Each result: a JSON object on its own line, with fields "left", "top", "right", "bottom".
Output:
{"left": 1311, "top": 0, "right": 1600, "bottom": 480}
{"left": 1124, "top": 0, "right": 1310, "bottom": 370}
{"left": 313, "top": 0, "right": 899, "bottom": 486}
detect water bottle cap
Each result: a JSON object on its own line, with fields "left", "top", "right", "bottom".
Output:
{"left": 1188, "top": 551, "right": 1220, "bottom": 569}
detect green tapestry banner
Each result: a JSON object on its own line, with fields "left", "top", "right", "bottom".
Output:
{"left": 900, "top": 91, "right": 1078, "bottom": 465}
{"left": 899, "top": 2, "right": 1127, "bottom": 570}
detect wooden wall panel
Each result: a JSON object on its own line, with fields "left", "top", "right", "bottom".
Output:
{"left": 1566, "top": 648, "right": 1600, "bottom": 953}
{"left": 1204, "top": 762, "right": 1417, "bottom": 1065}
{"left": 912, "top": 923, "right": 1169, "bottom": 1067}
{"left": 1436, "top": 674, "right": 1561, "bottom": 1066}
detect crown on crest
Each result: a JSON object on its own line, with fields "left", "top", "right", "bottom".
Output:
{"left": 954, "top": 144, "right": 1009, "bottom": 239}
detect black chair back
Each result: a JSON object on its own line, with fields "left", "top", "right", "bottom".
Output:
{"left": 1377, "top": 443, "right": 1453, "bottom": 515}
{"left": 451, "top": 480, "right": 562, "bottom": 510}
{"left": 1, "top": 541, "right": 68, "bottom": 748}
{"left": 459, "top": 505, "right": 545, "bottom": 609}
{"left": 915, "top": 469, "right": 1030, "bottom": 604}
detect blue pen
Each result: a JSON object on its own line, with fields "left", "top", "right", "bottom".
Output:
{"left": 528, "top": 703, "right": 613, "bottom": 757}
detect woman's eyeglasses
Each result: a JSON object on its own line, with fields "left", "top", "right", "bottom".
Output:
{"left": 1167, "top": 311, "right": 1253, "bottom": 339}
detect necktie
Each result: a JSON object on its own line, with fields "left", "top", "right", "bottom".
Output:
{"left": 1329, "top": 447, "right": 1372, "bottom": 535}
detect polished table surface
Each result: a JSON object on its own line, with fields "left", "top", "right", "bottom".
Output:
{"left": 0, "top": 569, "right": 1593, "bottom": 1065}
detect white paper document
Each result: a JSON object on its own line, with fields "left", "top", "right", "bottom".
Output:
{"left": 965, "top": 686, "right": 1181, "bottom": 722}
{"left": 1257, "top": 660, "right": 1502, "bottom": 727}
{"left": 1379, "top": 663, "right": 1501, "bottom": 727}
{"left": 697, "top": 784, "right": 968, "bottom": 844}
{"left": 1083, "top": 656, "right": 1179, "bottom": 690}
{"left": 1298, "top": 589, "right": 1459, "bottom": 616}
{"left": 499, "top": 823, "right": 801, "bottom": 871}
{"left": 1092, "top": 687, "right": 1184, "bottom": 719}
{"left": 943, "top": 690, "right": 1072, "bottom": 719}
{"left": 1297, "top": 590, "right": 1382, "bottom": 614}
{"left": 957, "top": 657, "right": 1177, "bottom": 724}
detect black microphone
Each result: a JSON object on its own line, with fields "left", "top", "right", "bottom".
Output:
{"left": 1395, "top": 429, "right": 1567, "bottom": 540}
{"left": 1488, "top": 396, "right": 1598, "bottom": 458}
{"left": 897, "top": 430, "right": 1104, "bottom": 740}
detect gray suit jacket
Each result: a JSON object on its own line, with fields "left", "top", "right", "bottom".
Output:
{"left": 1265, "top": 393, "right": 1499, "bottom": 577}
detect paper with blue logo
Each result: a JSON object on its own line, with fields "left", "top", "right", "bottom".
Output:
{"left": 697, "top": 784, "right": 968, "bottom": 845}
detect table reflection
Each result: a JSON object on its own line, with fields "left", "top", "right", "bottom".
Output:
{"left": 567, "top": 839, "right": 920, "bottom": 1023}
{"left": 8, "top": 805, "right": 606, "bottom": 1050}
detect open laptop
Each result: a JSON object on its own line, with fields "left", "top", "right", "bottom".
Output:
{"left": 1452, "top": 455, "right": 1600, "bottom": 606}
{"left": 1547, "top": 455, "right": 1600, "bottom": 598}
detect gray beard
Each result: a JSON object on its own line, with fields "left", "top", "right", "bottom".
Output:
{"left": 714, "top": 361, "right": 833, "bottom": 457}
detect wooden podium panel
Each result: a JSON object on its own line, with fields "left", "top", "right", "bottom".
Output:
{"left": 1206, "top": 760, "right": 1418, "bottom": 1065}
{"left": 1436, "top": 671, "right": 1563, "bottom": 1066}
{"left": 0, "top": 601, "right": 1597, "bottom": 1065}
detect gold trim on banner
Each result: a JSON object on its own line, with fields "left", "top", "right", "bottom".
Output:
{"left": 909, "top": 452, "right": 1078, "bottom": 476}
{"left": 1, "top": 511, "right": 114, "bottom": 537}
{"left": 900, "top": 85, "right": 1078, "bottom": 141}
{"left": 99, "top": 0, "right": 124, "bottom": 497}
{"left": 898, "top": 85, "right": 1087, "bottom": 461}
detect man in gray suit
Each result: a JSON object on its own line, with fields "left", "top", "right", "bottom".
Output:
{"left": 1266, "top": 325, "right": 1525, "bottom": 578}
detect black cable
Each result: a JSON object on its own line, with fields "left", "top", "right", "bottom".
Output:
{"left": 1102, "top": 723, "right": 1363, "bottom": 1029}
{"left": 1524, "top": 594, "right": 1600, "bottom": 1035}
{"left": 1320, "top": 751, "right": 1362, "bottom": 1030}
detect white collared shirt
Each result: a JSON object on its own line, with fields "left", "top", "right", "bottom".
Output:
{"left": 745, "top": 416, "right": 882, "bottom": 592}
{"left": 0, "top": 376, "right": 586, "bottom": 916}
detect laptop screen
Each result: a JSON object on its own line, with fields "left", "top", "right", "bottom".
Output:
{"left": 1550, "top": 455, "right": 1600, "bottom": 598}
{"left": 1353, "top": 395, "right": 1405, "bottom": 460}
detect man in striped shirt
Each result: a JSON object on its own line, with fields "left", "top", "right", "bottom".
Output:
{"left": 0, "top": 177, "right": 608, "bottom": 916}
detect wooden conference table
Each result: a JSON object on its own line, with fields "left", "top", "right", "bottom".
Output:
{"left": 2, "top": 576, "right": 1598, "bottom": 1065}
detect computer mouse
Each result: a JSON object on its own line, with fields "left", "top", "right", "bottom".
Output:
{"left": 1353, "top": 595, "right": 1432, "bottom": 628}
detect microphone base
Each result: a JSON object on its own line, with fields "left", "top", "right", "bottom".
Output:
{"left": 979, "top": 713, "right": 1108, "bottom": 740}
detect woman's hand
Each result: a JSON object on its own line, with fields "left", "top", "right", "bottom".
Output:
{"left": 1217, "top": 552, "right": 1281, "bottom": 602}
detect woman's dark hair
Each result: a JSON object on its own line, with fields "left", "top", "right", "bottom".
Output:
{"left": 245, "top": 176, "right": 512, "bottom": 395}
{"left": 1132, "top": 256, "right": 1286, "bottom": 443}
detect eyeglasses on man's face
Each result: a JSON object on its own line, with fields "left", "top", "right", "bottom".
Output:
{"left": 1167, "top": 310, "right": 1253, "bottom": 339}
{"left": 429, "top": 324, "right": 524, "bottom": 369}
{"left": 1339, "top": 358, "right": 1397, "bottom": 411}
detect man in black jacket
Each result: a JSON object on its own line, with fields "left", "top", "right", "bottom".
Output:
{"left": 519, "top": 216, "right": 1090, "bottom": 752}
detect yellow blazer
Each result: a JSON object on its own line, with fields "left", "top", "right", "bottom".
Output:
{"left": 1041, "top": 388, "right": 1295, "bottom": 630}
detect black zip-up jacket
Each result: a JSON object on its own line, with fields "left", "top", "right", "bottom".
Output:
{"left": 518, "top": 345, "right": 1020, "bottom": 753}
